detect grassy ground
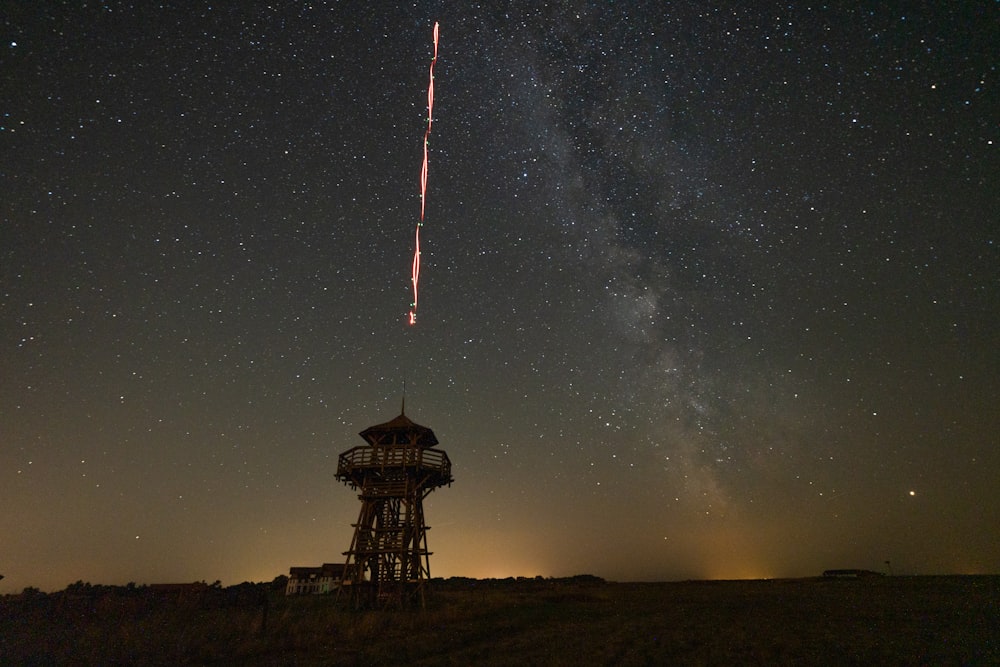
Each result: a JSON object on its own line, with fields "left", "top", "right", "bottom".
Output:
{"left": 1, "top": 575, "right": 997, "bottom": 665}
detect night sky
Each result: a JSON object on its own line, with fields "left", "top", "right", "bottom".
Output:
{"left": 3, "top": 3, "right": 998, "bottom": 593}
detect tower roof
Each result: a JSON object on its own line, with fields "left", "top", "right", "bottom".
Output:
{"left": 359, "top": 412, "right": 439, "bottom": 448}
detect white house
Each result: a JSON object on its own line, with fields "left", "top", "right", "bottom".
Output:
{"left": 285, "top": 563, "right": 346, "bottom": 595}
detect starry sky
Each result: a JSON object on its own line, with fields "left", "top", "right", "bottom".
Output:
{"left": 2, "top": 2, "right": 998, "bottom": 592}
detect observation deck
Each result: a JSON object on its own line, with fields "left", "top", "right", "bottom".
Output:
{"left": 335, "top": 443, "right": 452, "bottom": 492}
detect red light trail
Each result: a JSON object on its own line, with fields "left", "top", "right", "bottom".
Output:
{"left": 409, "top": 22, "right": 438, "bottom": 326}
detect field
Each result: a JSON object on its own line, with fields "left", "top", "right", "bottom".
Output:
{"left": 1, "top": 575, "right": 997, "bottom": 665}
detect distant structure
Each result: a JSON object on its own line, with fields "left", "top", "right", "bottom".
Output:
{"left": 286, "top": 563, "right": 345, "bottom": 595}
{"left": 336, "top": 405, "right": 452, "bottom": 608}
{"left": 822, "top": 569, "right": 885, "bottom": 579}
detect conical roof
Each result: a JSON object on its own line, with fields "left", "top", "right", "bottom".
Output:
{"left": 359, "top": 412, "right": 439, "bottom": 448}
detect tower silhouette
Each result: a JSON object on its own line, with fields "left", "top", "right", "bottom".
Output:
{"left": 336, "top": 405, "right": 452, "bottom": 608}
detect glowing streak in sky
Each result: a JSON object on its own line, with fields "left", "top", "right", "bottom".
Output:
{"left": 409, "top": 22, "right": 438, "bottom": 326}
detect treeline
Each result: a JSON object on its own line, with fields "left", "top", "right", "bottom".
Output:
{"left": 7, "top": 573, "right": 605, "bottom": 600}
{"left": 434, "top": 574, "right": 606, "bottom": 588}
{"left": 4, "top": 577, "right": 288, "bottom": 611}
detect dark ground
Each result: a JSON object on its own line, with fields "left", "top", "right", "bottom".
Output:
{"left": 1, "top": 575, "right": 997, "bottom": 665}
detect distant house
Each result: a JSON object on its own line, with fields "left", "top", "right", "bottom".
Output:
{"left": 285, "top": 563, "right": 345, "bottom": 595}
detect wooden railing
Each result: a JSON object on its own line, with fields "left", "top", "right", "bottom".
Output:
{"left": 337, "top": 445, "right": 451, "bottom": 479}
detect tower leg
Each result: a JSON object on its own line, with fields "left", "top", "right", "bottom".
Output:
{"left": 340, "top": 489, "right": 433, "bottom": 609}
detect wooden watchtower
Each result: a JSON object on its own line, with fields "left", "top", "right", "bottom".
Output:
{"left": 336, "top": 406, "right": 452, "bottom": 608}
